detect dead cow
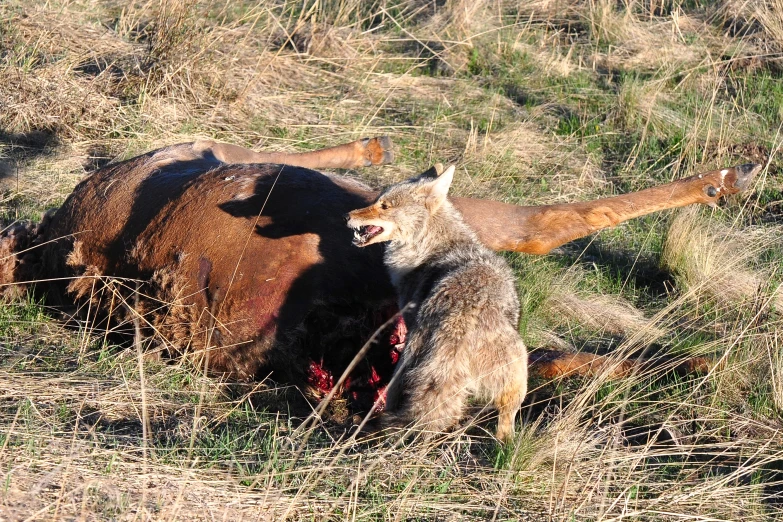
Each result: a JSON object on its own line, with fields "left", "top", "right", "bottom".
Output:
{"left": 0, "top": 137, "right": 759, "bottom": 408}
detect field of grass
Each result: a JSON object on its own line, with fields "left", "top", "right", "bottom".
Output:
{"left": 1, "top": 0, "right": 783, "bottom": 519}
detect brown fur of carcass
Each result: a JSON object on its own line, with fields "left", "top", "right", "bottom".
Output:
{"left": 7, "top": 144, "right": 393, "bottom": 383}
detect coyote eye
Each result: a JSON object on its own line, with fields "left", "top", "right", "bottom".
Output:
{"left": 380, "top": 201, "right": 390, "bottom": 210}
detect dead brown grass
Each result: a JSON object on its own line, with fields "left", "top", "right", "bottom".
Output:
{"left": 1, "top": 0, "right": 783, "bottom": 520}
{"left": 662, "top": 207, "right": 783, "bottom": 309}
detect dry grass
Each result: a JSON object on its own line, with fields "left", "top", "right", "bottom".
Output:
{"left": 662, "top": 207, "right": 783, "bottom": 309}
{"left": 2, "top": 0, "right": 783, "bottom": 520}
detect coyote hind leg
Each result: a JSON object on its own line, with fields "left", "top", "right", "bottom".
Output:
{"left": 385, "top": 357, "right": 470, "bottom": 437}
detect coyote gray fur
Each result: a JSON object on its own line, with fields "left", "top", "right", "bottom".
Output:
{"left": 347, "top": 165, "right": 528, "bottom": 442}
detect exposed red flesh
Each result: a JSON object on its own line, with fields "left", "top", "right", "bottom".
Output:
{"left": 305, "top": 312, "right": 408, "bottom": 412}
{"left": 307, "top": 359, "right": 335, "bottom": 395}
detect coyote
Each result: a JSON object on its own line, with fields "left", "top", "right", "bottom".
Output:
{"left": 347, "top": 165, "right": 528, "bottom": 441}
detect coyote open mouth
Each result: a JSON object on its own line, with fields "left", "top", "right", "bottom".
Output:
{"left": 352, "top": 225, "right": 384, "bottom": 246}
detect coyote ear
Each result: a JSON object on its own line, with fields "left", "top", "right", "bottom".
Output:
{"left": 424, "top": 165, "right": 454, "bottom": 212}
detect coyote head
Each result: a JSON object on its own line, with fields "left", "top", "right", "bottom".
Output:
{"left": 347, "top": 165, "right": 455, "bottom": 247}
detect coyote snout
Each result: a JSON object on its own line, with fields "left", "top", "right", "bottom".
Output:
{"left": 346, "top": 205, "right": 394, "bottom": 247}
{"left": 346, "top": 168, "right": 446, "bottom": 248}
{"left": 347, "top": 165, "right": 528, "bottom": 442}
{"left": 346, "top": 202, "right": 399, "bottom": 247}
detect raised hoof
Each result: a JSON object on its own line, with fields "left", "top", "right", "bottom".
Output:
{"left": 732, "top": 163, "right": 762, "bottom": 191}
{"left": 362, "top": 136, "right": 394, "bottom": 166}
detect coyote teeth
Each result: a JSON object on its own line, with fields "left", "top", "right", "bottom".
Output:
{"left": 351, "top": 224, "right": 383, "bottom": 246}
